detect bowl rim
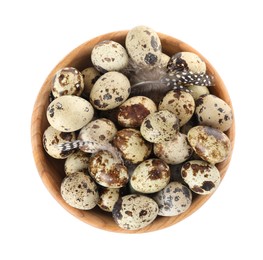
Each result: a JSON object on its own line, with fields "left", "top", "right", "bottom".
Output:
{"left": 31, "top": 30, "right": 235, "bottom": 233}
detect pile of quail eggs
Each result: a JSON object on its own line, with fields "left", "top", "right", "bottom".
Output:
{"left": 43, "top": 25, "right": 233, "bottom": 231}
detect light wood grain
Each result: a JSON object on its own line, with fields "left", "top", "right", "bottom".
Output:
{"left": 31, "top": 31, "right": 235, "bottom": 233}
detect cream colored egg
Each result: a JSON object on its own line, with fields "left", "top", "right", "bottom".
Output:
{"left": 81, "top": 67, "right": 100, "bottom": 97}
{"left": 47, "top": 95, "right": 94, "bottom": 132}
{"left": 195, "top": 94, "right": 233, "bottom": 132}
{"left": 64, "top": 150, "right": 90, "bottom": 176}
{"left": 181, "top": 160, "right": 221, "bottom": 195}
{"left": 126, "top": 25, "right": 162, "bottom": 67}
{"left": 159, "top": 90, "right": 195, "bottom": 126}
{"left": 97, "top": 187, "right": 120, "bottom": 212}
{"left": 88, "top": 150, "right": 129, "bottom": 188}
{"left": 140, "top": 110, "right": 180, "bottom": 143}
{"left": 154, "top": 133, "right": 193, "bottom": 164}
{"left": 91, "top": 40, "right": 129, "bottom": 72}
{"left": 61, "top": 172, "right": 99, "bottom": 210}
{"left": 117, "top": 96, "right": 157, "bottom": 128}
{"left": 43, "top": 126, "right": 76, "bottom": 159}
{"left": 130, "top": 158, "right": 170, "bottom": 193}
{"left": 112, "top": 194, "right": 158, "bottom": 230}
{"left": 113, "top": 128, "right": 152, "bottom": 164}
{"left": 188, "top": 85, "right": 210, "bottom": 100}
{"left": 90, "top": 71, "right": 131, "bottom": 110}
{"left": 187, "top": 125, "right": 231, "bottom": 164}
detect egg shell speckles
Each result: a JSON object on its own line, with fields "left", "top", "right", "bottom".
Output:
{"left": 61, "top": 172, "right": 99, "bottom": 210}
{"left": 167, "top": 52, "right": 206, "bottom": 74}
{"left": 181, "top": 160, "right": 221, "bottom": 195}
{"left": 195, "top": 94, "right": 233, "bottom": 132}
{"left": 140, "top": 110, "right": 180, "bottom": 143}
{"left": 78, "top": 118, "right": 117, "bottom": 153}
{"left": 91, "top": 40, "right": 129, "bottom": 73}
{"left": 97, "top": 187, "right": 120, "bottom": 212}
{"left": 64, "top": 150, "right": 90, "bottom": 176}
{"left": 88, "top": 150, "right": 129, "bottom": 188}
{"left": 90, "top": 71, "right": 131, "bottom": 110}
{"left": 130, "top": 158, "right": 170, "bottom": 193}
{"left": 112, "top": 194, "right": 158, "bottom": 230}
{"left": 117, "top": 96, "right": 157, "bottom": 128}
{"left": 43, "top": 126, "right": 76, "bottom": 159}
{"left": 159, "top": 90, "right": 195, "bottom": 127}
{"left": 52, "top": 67, "right": 84, "bottom": 98}
{"left": 188, "top": 85, "right": 210, "bottom": 100}
{"left": 113, "top": 128, "right": 152, "bottom": 164}
{"left": 154, "top": 182, "right": 192, "bottom": 216}
{"left": 46, "top": 95, "right": 94, "bottom": 132}
{"left": 81, "top": 67, "right": 101, "bottom": 97}
{"left": 154, "top": 133, "right": 193, "bottom": 165}
{"left": 125, "top": 25, "right": 162, "bottom": 67}
{"left": 187, "top": 125, "right": 231, "bottom": 164}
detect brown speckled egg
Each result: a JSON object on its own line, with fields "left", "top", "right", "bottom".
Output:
{"left": 125, "top": 25, "right": 162, "bottom": 67}
{"left": 159, "top": 90, "right": 195, "bottom": 126}
{"left": 64, "top": 150, "right": 90, "bottom": 176}
{"left": 88, "top": 150, "right": 129, "bottom": 188}
{"left": 195, "top": 94, "right": 233, "bottom": 132}
{"left": 112, "top": 194, "right": 158, "bottom": 230}
{"left": 113, "top": 128, "right": 152, "bottom": 164}
{"left": 52, "top": 67, "right": 84, "bottom": 98}
{"left": 188, "top": 85, "right": 210, "bottom": 100}
{"left": 47, "top": 95, "right": 94, "bottom": 132}
{"left": 167, "top": 52, "right": 206, "bottom": 74}
{"left": 154, "top": 182, "right": 192, "bottom": 216}
{"left": 154, "top": 133, "right": 193, "bottom": 164}
{"left": 78, "top": 118, "right": 117, "bottom": 153}
{"left": 97, "top": 187, "right": 120, "bottom": 212}
{"left": 81, "top": 67, "right": 101, "bottom": 97}
{"left": 117, "top": 96, "right": 157, "bottom": 128}
{"left": 61, "top": 172, "right": 99, "bottom": 210}
{"left": 43, "top": 126, "right": 76, "bottom": 159}
{"left": 91, "top": 40, "right": 129, "bottom": 73}
{"left": 181, "top": 160, "right": 221, "bottom": 195}
{"left": 140, "top": 110, "right": 180, "bottom": 143}
{"left": 130, "top": 158, "right": 170, "bottom": 193}
{"left": 90, "top": 71, "right": 131, "bottom": 110}
{"left": 187, "top": 125, "right": 231, "bottom": 164}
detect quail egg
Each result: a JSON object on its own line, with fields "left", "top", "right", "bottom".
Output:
{"left": 112, "top": 194, "right": 158, "bottom": 230}
{"left": 181, "top": 160, "right": 221, "bottom": 194}
{"left": 188, "top": 85, "right": 210, "bottom": 100}
{"left": 97, "top": 187, "right": 120, "bottom": 212}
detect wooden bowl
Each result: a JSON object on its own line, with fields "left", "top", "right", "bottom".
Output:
{"left": 31, "top": 30, "right": 235, "bottom": 233}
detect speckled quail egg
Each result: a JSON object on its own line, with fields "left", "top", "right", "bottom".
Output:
{"left": 81, "top": 67, "right": 101, "bottom": 97}
{"left": 112, "top": 194, "right": 158, "bottom": 230}
{"left": 181, "top": 160, "right": 221, "bottom": 195}
{"left": 117, "top": 96, "right": 157, "bottom": 128}
{"left": 64, "top": 150, "right": 90, "bottom": 176}
{"left": 154, "top": 182, "right": 192, "bottom": 216}
{"left": 187, "top": 125, "right": 231, "bottom": 164}
{"left": 47, "top": 95, "right": 94, "bottom": 132}
{"left": 91, "top": 40, "right": 129, "bottom": 73}
{"left": 90, "top": 71, "right": 131, "bottom": 110}
{"left": 195, "top": 94, "right": 233, "bottom": 132}
{"left": 126, "top": 25, "right": 162, "bottom": 67}
{"left": 154, "top": 133, "right": 193, "bottom": 164}
{"left": 130, "top": 158, "right": 170, "bottom": 193}
{"left": 52, "top": 67, "right": 84, "bottom": 98}
{"left": 78, "top": 118, "right": 117, "bottom": 153}
{"left": 167, "top": 52, "right": 206, "bottom": 74}
{"left": 188, "top": 85, "right": 210, "bottom": 100}
{"left": 88, "top": 150, "right": 129, "bottom": 188}
{"left": 43, "top": 125, "right": 76, "bottom": 159}
{"left": 97, "top": 187, "right": 120, "bottom": 212}
{"left": 60, "top": 172, "right": 99, "bottom": 210}
{"left": 113, "top": 128, "right": 152, "bottom": 164}
{"left": 159, "top": 90, "right": 195, "bottom": 126}
{"left": 140, "top": 110, "right": 180, "bottom": 143}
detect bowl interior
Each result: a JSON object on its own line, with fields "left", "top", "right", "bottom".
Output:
{"left": 31, "top": 31, "right": 235, "bottom": 233}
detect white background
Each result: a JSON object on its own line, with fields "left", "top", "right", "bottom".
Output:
{"left": 1, "top": 0, "right": 262, "bottom": 259}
